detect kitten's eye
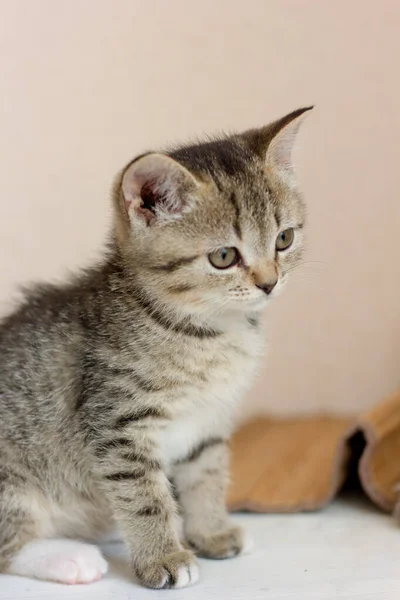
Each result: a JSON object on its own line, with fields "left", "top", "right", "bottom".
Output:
{"left": 276, "top": 228, "right": 294, "bottom": 251}
{"left": 208, "top": 247, "right": 239, "bottom": 269}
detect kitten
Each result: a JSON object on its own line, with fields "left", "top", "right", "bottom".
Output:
{"left": 0, "top": 107, "right": 311, "bottom": 588}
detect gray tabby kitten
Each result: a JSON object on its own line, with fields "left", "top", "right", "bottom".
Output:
{"left": 0, "top": 107, "right": 311, "bottom": 588}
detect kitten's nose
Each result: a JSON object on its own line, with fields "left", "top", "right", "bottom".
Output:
{"left": 256, "top": 279, "right": 278, "bottom": 295}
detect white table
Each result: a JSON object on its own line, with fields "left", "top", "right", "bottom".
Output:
{"left": 1, "top": 494, "right": 399, "bottom": 600}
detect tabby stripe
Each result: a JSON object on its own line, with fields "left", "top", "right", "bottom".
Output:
{"left": 229, "top": 191, "right": 242, "bottom": 240}
{"left": 133, "top": 291, "right": 220, "bottom": 339}
{"left": 135, "top": 505, "right": 163, "bottom": 517}
{"left": 167, "top": 283, "right": 195, "bottom": 294}
{"left": 95, "top": 437, "right": 132, "bottom": 456}
{"left": 114, "top": 407, "right": 168, "bottom": 429}
{"left": 105, "top": 365, "right": 136, "bottom": 378}
{"left": 104, "top": 366, "right": 171, "bottom": 393}
{"left": 105, "top": 469, "right": 146, "bottom": 481}
{"left": 150, "top": 255, "right": 198, "bottom": 272}
{"left": 214, "top": 177, "right": 224, "bottom": 193}
{"left": 177, "top": 437, "right": 224, "bottom": 464}
{"left": 132, "top": 373, "right": 170, "bottom": 393}
{"left": 120, "top": 451, "right": 161, "bottom": 471}
{"left": 0, "top": 470, "right": 27, "bottom": 486}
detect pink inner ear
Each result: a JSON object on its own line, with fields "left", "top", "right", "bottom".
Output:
{"left": 131, "top": 181, "right": 157, "bottom": 225}
{"left": 123, "top": 174, "right": 160, "bottom": 226}
{"left": 268, "top": 116, "right": 306, "bottom": 172}
{"left": 136, "top": 204, "right": 156, "bottom": 225}
{"left": 274, "top": 137, "right": 294, "bottom": 169}
{"left": 140, "top": 180, "right": 159, "bottom": 211}
{"left": 142, "top": 174, "right": 183, "bottom": 217}
{"left": 122, "top": 154, "right": 195, "bottom": 227}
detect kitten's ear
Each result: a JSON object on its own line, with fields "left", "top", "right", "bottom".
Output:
{"left": 118, "top": 153, "right": 200, "bottom": 230}
{"left": 242, "top": 106, "right": 313, "bottom": 179}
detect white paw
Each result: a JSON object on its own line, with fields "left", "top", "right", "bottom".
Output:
{"left": 136, "top": 550, "right": 199, "bottom": 589}
{"left": 241, "top": 532, "right": 255, "bottom": 555}
{"left": 9, "top": 539, "right": 108, "bottom": 584}
{"left": 174, "top": 562, "right": 200, "bottom": 588}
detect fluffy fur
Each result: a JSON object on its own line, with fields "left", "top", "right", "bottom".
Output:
{"left": 0, "top": 107, "right": 311, "bottom": 588}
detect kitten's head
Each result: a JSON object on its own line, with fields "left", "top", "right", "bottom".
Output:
{"left": 113, "top": 108, "right": 312, "bottom": 321}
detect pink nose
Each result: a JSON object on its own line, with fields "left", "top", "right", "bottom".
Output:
{"left": 256, "top": 280, "right": 278, "bottom": 295}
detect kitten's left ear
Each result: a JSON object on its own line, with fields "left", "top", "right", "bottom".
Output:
{"left": 116, "top": 153, "right": 200, "bottom": 232}
{"left": 242, "top": 106, "right": 313, "bottom": 179}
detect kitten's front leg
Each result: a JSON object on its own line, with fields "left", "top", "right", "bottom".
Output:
{"left": 94, "top": 434, "right": 198, "bottom": 589}
{"left": 172, "top": 439, "right": 252, "bottom": 559}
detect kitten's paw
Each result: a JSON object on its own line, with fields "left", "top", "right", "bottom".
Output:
{"left": 135, "top": 550, "right": 199, "bottom": 589}
{"left": 241, "top": 530, "right": 255, "bottom": 554}
{"left": 188, "top": 525, "right": 252, "bottom": 559}
{"left": 9, "top": 539, "right": 108, "bottom": 584}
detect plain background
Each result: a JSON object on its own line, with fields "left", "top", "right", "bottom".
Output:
{"left": 1, "top": 1, "right": 399, "bottom": 417}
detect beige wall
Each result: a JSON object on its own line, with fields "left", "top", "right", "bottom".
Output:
{"left": 1, "top": 1, "right": 400, "bottom": 415}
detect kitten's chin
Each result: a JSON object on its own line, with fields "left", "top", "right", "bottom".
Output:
{"left": 179, "top": 293, "right": 269, "bottom": 320}
{"left": 238, "top": 295, "right": 269, "bottom": 312}
{"left": 211, "top": 297, "right": 268, "bottom": 317}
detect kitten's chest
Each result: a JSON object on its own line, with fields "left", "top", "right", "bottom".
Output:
{"left": 157, "top": 325, "right": 263, "bottom": 465}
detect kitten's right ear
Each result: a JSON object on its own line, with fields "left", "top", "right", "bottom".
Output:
{"left": 242, "top": 106, "right": 313, "bottom": 181}
{"left": 114, "top": 153, "right": 200, "bottom": 239}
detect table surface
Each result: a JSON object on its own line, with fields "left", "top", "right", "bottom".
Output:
{"left": 1, "top": 494, "right": 399, "bottom": 600}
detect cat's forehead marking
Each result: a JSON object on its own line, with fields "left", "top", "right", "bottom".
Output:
{"left": 231, "top": 174, "right": 277, "bottom": 248}
{"left": 169, "top": 137, "right": 252, "bottom": 180}
{"left": 227, "top": 190, "right": 242, "bottom": 241}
